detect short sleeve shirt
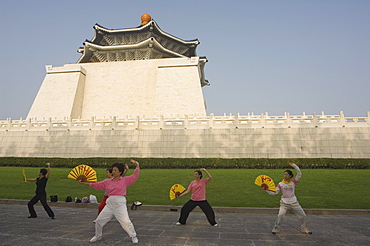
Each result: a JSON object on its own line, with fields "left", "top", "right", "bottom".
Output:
{"left": 188, "top": 178, "right": 210, "bottom": 201}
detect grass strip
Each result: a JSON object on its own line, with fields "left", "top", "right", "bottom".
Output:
{"left": 1, "top": 167, "right": 369, "bottom": 209}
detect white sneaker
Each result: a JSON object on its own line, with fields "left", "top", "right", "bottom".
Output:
{"left": 213, "top": 223, "right": 218, "bottom": 227}
{"left": 131, "top": 236, "right": 138, "bottom": 243}
{"left": 176, "top": 222, "right": 182, "bottom": 225}
{"left": 272, "top": 227, "right": 279, "bottom": 234}
{"left": 90, "top": 236, "right": 102, "bottom": 242}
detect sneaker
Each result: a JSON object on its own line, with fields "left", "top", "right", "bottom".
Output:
{"left": 213, "top": 223, "right": 218, "bottom": 227}
{"left": 272, "top": 227, "right": 279, "bottom": 234}
{"left": 176, "top": 222, "right": 182, "bottom": 225}
{"left": 131, "top": 236, "right": 138, "bottom": 244}
{"left": 89, "top": 236, "right": 102, "bottom": 242}
{"left": 28, "top": 216, "right": 37, "bottom": 218}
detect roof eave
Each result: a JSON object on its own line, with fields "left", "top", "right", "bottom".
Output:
{"left": 77, "top": 37, "right": 187, "bottom": 63}
{"left": 90, "top": 20, "right": 199, "bottom": 46}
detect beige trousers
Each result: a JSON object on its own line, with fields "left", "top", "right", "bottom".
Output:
{"left": 274, "top": 200, "right": 308, "bottom": 231}
{"left": 94, "top": 195, "right": 136, "bottom": 238}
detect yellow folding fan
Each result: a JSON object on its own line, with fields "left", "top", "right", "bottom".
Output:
{"left": 169, "top": 184, "right": 186, "bottom": 200}
{"left": 254, "top": 175, "right": 276, "bottom": 192}
{"left": 22, "top": 169, "right": 27, "bottom": 182}
{"left": 67, "top": 165, "right": 97, "bottom": 182}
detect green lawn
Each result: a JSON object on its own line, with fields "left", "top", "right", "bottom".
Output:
{"left": 1, "top": 167, "right": 369, "bottom": 209}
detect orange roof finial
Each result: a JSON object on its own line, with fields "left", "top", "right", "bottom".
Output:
{"left": 141, "top": 14, "right": 152, "bottom": 26}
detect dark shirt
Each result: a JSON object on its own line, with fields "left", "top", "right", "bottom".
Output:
{"left": 35, "top": 177, "right": 48, "bottom": 194}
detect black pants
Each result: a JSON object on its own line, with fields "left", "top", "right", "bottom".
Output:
{"left": 28, "top": 193, "right": 54, "bottom": 218}
{"left": 178, "top": 200, "right": 216, "bottom": 225}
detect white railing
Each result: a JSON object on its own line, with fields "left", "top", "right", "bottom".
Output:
{"left": 0, "top": 111, "right": 369, "bottom": 131}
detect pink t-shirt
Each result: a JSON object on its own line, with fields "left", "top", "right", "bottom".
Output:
{"left": 89, "top": 168, "right": 140, "bottom": 197}
{"left": 188, "top": 178, "right": 210, "bottom": 201}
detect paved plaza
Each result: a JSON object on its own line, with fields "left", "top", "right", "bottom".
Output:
{"left": 0, "top": 202, "right": 369, "bottom": 246}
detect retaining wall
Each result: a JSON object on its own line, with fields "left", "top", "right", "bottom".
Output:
{"left": 1, "top": 112, "right": 369, "bottom": 158}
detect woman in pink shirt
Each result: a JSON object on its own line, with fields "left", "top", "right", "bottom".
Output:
{"left": 97, "top": 165, "right": 128, "bottom": 215}
{"left": 264, "top": 162, "right": 311, "bottom": 234}
{"left": 80, "top": 159, "right": 140, "bottom": 244}
{"left": 176, "top": 168, "right": 217, "bottom": 226}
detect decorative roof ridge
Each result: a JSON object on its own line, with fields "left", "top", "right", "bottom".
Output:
{"left": 82, "top": 37, "right": 187, "bottom": 57}
{"left": 93, "top": 22, "right": 151, "bottom": 33}
{"left": 92, "top": 20, "right": 199, "bottom": 45}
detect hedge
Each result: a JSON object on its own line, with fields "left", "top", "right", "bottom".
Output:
{"left": 0, "top": 157, "right": 369, "bottom": 169}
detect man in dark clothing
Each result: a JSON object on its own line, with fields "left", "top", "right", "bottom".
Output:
{"left": 26, "top": 163, "right": 55, "bottom": 219}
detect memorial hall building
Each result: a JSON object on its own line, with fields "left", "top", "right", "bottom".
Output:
{"left": 1, "top": 15, "right": 369, "bottom": 159}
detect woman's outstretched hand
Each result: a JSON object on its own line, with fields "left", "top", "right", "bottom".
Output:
{"left": 78, "top": 179, "right": 90, "bottom": 185}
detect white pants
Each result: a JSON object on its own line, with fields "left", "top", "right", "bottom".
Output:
{"left": 94, "top": 195, "right": 136, "bottom": 238}
{"left": 274, "top": 200, "right": 308, "bottom": 231}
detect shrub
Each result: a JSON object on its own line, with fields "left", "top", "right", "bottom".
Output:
{"left": 0, "top": 157, "right": 369, "bottom": 169}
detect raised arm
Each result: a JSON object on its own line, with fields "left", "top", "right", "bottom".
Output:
{"left": 289, "top": 162, "right": 302, "bottom": 181}
{"left": 45, "top": 163, "right": 51, "bottom": 179}
{"left": 130, "top": 159, "right": 140, "bottom": 169}
{"left": 122, "top": 164, "right": 129, "bottom": 176}
{"left": 123, "top": 160, "right": 140, "bottom": 186}
{"left": 201, "top": 168, "right": 212, "bottom": 179}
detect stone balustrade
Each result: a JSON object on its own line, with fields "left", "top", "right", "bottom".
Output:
{"left": 1, "top": 112, "right": 369, "bottom": 131}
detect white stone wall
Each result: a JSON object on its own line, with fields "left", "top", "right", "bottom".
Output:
{"left": 27, "top": 65, "right": 87, "bottom": 119}
{"left": 1, "top": 113, "right": 369, "bottom": 158}
{"left": 27, "top": 57, "right": 206, "bottom": 120}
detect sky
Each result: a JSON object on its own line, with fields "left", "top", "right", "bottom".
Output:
{"left": 1, "top": 0, "right": 369, "bottom": 119}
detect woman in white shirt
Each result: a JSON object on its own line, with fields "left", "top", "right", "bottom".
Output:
{"left": 264, "top": 162, "right": 312, "bottom": 234}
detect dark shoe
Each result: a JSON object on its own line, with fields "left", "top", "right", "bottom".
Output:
{"left": 51, "top": 217, "right": 55, "bottom": 219}
{"left": 28, "top": 216, "right": 37, "bottom": 218}
{"left": 302, "top": 229, "right": 312, "bottom": 234}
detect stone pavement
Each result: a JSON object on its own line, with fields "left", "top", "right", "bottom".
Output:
{"left": 0, "top": 203, "right": 369, "bottom": 246}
